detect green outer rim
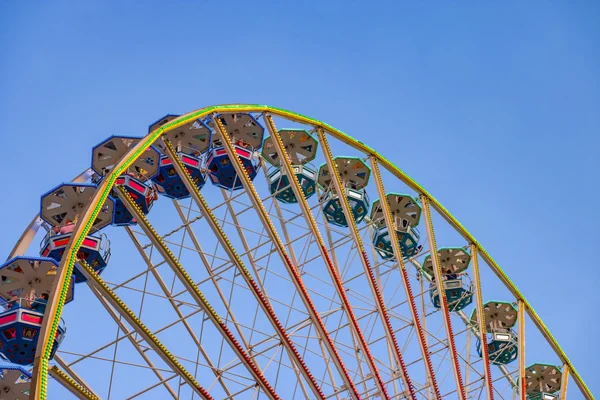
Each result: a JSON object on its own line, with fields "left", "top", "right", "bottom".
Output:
{"left": 40, "top": 104, "right": 593, "bottom": 400}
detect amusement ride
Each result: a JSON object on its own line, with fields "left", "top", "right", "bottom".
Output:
{"left": 0, "top": 104, "right": 593, "bottom": 399}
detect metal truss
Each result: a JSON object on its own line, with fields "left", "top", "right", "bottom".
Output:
{"left": 12, "top": 105, "right": 588, "bottom": 400}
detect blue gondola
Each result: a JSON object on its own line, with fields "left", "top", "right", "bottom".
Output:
{"left": 262, "top": 129, "right": 319, "bottom": 203}
{"left": 476, "top": 329, "right": 518, "bottom": 365}
{"left": 318, "top": 157, "right": 371, "bottom": 228}
{"left": 0, "top": 308, "right": 66, "bottom": 365}
{"left": 41, "top": 232, "right": 110, "bottom": 284}
{"left": 153, "top": 153, "right": 207, "bottom": 199}
{"left": 373, "top": 225, "right": 420, "bottom": 260}
{"left": 322, "top": 187, "right": 370, "bottom": 227}
{"left": 206, "top": 113, "right": 264, "bottom": 190}
{"left": 112, "top": 175, "right": 157, "bottom": 226}
{"left": 428, "top": 276, "right": 474, "bottom": 312}
{"left": 207, "top": 145, "right": 260, "bottom": 190}
{"left": 267, "top": 165, "right": 317, "bottom": 204}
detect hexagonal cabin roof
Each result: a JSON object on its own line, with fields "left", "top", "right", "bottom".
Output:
{"left": 317, "top": 156, "right": 370, "bottom": 190}
{"left": 0, "top": 363, "right": 32, "bottom": 393}
{"left": 524, "top": 363, "right": 562, "bottom": 394}
{"left": 422, "top": 247, "right": 471, "bottom": 278}
{"left": 209, "top": 113, "right": 264, "bottom": 150}
{"left": 91, "top": 135, "right": 160, "bottom": 182}
{"left": 40, "top": 183, "right": 114, "bottom": 231}
{"left": 149, "top": 114, "right": 212, "bottom": 155}
{"left": 370, "top": 193, "right": 421, "bottom": 229}
{"left": 262, "top": 129, "right": 318, "bottom": 167}
{"left": 148, "top": 114, "right": 179, "bottom": 133}
{"left": 470, "top": 300, "right": 518, "bottom": 331}
{"left": 0, "top": 256, "right": 75, "bottom": 304}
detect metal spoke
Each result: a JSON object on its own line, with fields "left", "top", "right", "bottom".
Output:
{"left": 17, "top": 105, "right": 589, "bottom": 400}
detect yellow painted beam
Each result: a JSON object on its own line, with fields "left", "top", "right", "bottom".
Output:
{"left": 48, "top": 366, "right": 100, "bottom": 400}
{"left": 518, "top": 300, "right": 526, "bottom": 400}
{"left": 54, "top": 356, "right": 101, "bottom": 400}
{"left": 560, "top": 364, "right": 570, "bottom": 399}
{"left": 420, "top": 195, "right": 466, "bottom": 400}
{"left": 470, "top": 245, "right": 494, "bottom": 398}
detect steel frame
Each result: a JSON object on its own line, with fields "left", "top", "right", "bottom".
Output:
{"left": 19, "top": 104, "right": 591, "bottom": 400}
{"left": 316, "top": 128, "right": 415, "bottom": 399}
{"left": 369, "top": 156, "right": 442, "bottom": 398}
{"left": 86, "top": 284, "right": 179, "bottom": 398}
{"left": 125, "top": 224, "right": 232, "bottom": 395}
{"left": 561, "top": 364, "right": 570, "bottom": 399}
{"left": 264, "top": 114, "right": 391, "bottom": 398}
{"left": 115, "top": 186, "right": 279, "bottom": 399}
{"left": 78, "top": 259, "right": 212, "bottom": 399}
{"left": 207, "top": 118, "right": 363, "bottom": 398}
{"left": 162, "top": 138, "right": 324, "bottom": 399}
{"left": 58, "top": 229, "right": 514, "bottom": 400}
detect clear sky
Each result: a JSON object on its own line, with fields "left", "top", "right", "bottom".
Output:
{"left": 1, "top": 0, "right": 598, "bottom": 398}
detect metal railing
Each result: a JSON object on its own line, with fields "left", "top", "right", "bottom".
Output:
{"left": 0, "top": 298, "right": 66, "bottom": 333}
{"left": 40, "top": 230, "right": 111, "bottom": 266}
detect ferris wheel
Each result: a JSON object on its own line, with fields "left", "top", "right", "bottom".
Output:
{"left": 0, "top": 104, "right": 593, "bottom": 400}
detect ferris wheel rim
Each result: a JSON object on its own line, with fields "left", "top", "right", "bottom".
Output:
{"left": 21, "top": 103, "right": 592, "bottom": 400}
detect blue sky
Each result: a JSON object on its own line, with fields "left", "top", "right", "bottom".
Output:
{"left": 1, "top": 0, "right": 598, "bottom": 398}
